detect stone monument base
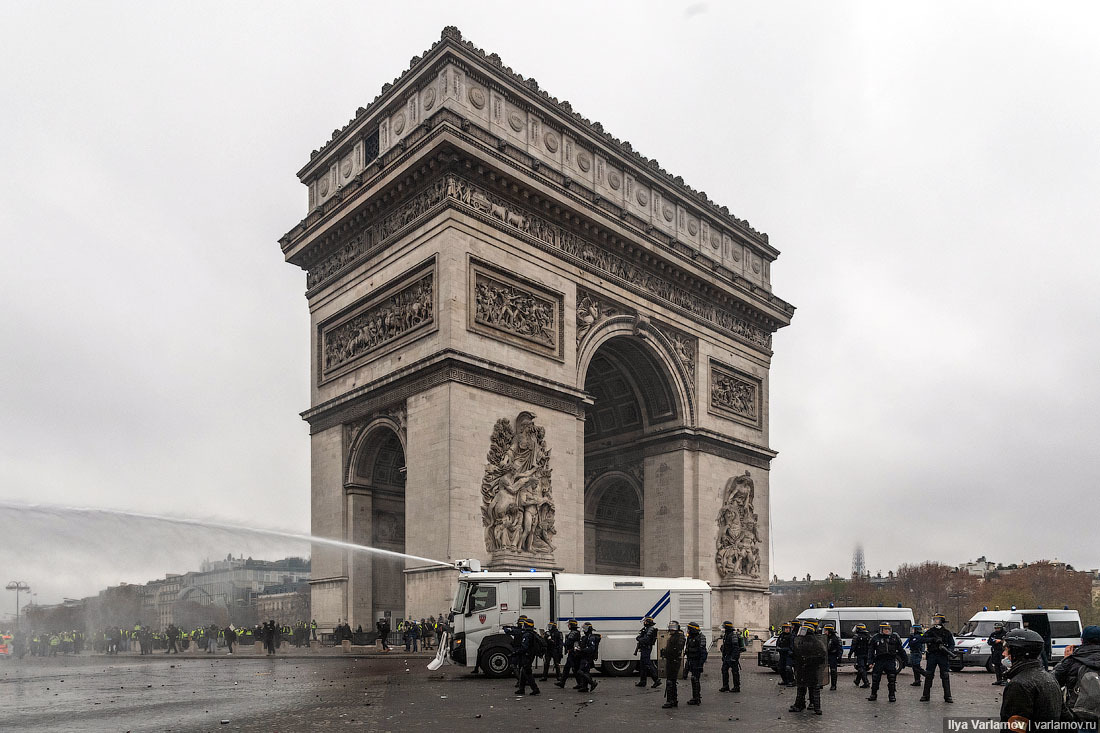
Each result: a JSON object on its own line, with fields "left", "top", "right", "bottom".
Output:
{"left": 713, "top": 576, "right": 770, "bottom": 637}
{"left": 486, "top": 550, "right": 561, "bottom": 572}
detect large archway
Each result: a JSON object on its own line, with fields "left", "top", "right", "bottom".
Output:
{"left": 581, "top": 333, "right": 684, "bottom": 576}
{"left": 347, "top": 424, "right": 406, "bottom": 626}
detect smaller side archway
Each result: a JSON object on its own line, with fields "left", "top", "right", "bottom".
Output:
{"left": 584, "top": 471, "right": 643, "bottom": 575}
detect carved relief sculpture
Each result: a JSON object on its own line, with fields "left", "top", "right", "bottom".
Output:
{"left": 480, "top": 411, "right": 556, "bottom": 556}
{"left": 656, "top": 324, "right": 697, "bottom": 388}
{"left": 709, "top": 360, "right": 761, "bottom": 425}
{"left": 469, "top": 260, "right": 563, "bottom": 359}
{"left": 575, "top": 288, "right": 622, "bottom": 343}
{"left": 320, "top": 272, "right": 434, "bottom": 378}
{"left": 715, "top": 471, "right": 761, "bottom": 579}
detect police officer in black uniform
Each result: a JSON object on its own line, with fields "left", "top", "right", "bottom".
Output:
{"left": 554, "top": 619, "right": 581, "bottom": 688}
{"left": 683, "top": 621, "right": 707, "bottom": 705}
{"left": 507, "top": 615, "right": 529, "bottom": 692}
{"left": 776, "top": 622, "right": 795, "bottom": 686}
{"left": 661, "top": 620, "right": 686, "bottom": 709}
{"left": 920, "top": 613, "right": 955, "bottom": 703}
{"left": 907, "top": 623, "right": 926, "bottom": 686}
{"left": 823, "top": 623, "right": 843, "bottom": 691}
{"left": 635, "top": 616, "right": 660, "bottom": 688}
{"left": 867, "top": 622, "right": 906, "bottom": 702}
{"left": 1000, "top": 628, "right": 1066, "bottom": 728}
{"left": 541, "top": 621, "right": 563, "bottom": 681}
{"left": 516, "top": 618, "right": 541, "bottom": 696}
{"left": 848, "top": 623, "right": 871, "bottom": 688}
{"left": 988, "top": 621, "right": 1007, "bottom": 686}
{"left": 719, "top": 621, "right": 744, "bottom": 693}
{"left": 788, "top": 621, "right": 826, "bottom": 716}
{"left": 574, "top": 622, "right": 600, "bottom": 693}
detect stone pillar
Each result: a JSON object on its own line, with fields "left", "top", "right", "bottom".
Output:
{"left": 643, "top": 449, "right": 695, "bottom": 577}
{"left": 309, "top": 425, "right": 348, "bottom": 629}
{"left": 346, "top": 489, "right": 373, "bottom": 631}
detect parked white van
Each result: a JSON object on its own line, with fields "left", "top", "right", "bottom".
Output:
{"left": 952, "top": 607, "right": 1082, "bottom": 671}
{"left": 758, "top": 606, "right": 916, "bottom": 671}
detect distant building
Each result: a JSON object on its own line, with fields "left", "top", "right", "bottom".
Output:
{"left": 959, "top": 556, "right": 998, "bottom": 577}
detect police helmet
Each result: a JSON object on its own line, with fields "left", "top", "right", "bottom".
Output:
{"left": 854, "top": 623, "right": 867, "bottom": 631}
{"left": 879, "top": 622, "right": 892, "bottom": 631}
{"left": 687, "top": 622, "right": 701, "bottom": 633}
{"left": 781, "top": 622, "right": 793, "bottom": 629}
{"left": 823, "top": 623, "right": 836, "bottom": 632}
{"left": 643, "top": 617, "right": 656, "bottom": 626}
{"left": 722, "top": 621, "right": 734, "bottom": 629}
{"left": 567, "top": 619, "right": 579, "bottom": 628}
{"left": 993, "top": 622, "right": 1004, "bottom": 629}
{"left": 802, "top": 621, "right": 819, "bottom": 629}
{"left": 547, "top": 621, "right": 557, "bottom": 628}
{"left": 932, "top": 613, "right": 947, "bottom": 624}
{"left": 1003, "top": 629, "right": 1045, "bottom": 658}
{"left": 668, "top": 620, "right": 681, "bottom": 631}
{"left": 582, "top": 622, "right": 594, "bottom": 631}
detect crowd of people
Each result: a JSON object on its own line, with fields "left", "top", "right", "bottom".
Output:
{"left": 0, "top": 619, "right": 322, "bottom": 658}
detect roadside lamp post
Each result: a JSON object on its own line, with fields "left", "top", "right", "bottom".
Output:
{"left": 6, "top": 581, "right": 31, "bottom": 629}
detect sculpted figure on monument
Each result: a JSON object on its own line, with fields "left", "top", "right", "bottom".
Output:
{"left": 322, "top": 275, "right": 434, "bottom": 373}
{"left": 481, "top": 411, "right": 556, "bottom": 555}
{"left": 474, "top": 276, "right": 555, "bottom": 347}
{"left": 715, "top": 471, "right": 762, "bottom": 578}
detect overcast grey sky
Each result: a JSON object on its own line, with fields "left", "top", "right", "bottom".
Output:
{"left": 2, "top": 1, "right": 1098, "bottom": 608}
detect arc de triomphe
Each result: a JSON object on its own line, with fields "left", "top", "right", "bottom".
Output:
{"left": 279, "top": 28, "right": 795, "bottom": 636}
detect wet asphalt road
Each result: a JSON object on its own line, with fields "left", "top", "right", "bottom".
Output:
{"left": 1, "top": 654, "right": 1005, "bottom": 732}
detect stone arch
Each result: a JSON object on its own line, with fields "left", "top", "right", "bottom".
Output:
{"left": 577, "top": 314, "right": 695, "bottom": 429}
{"left": 344, "top": 421, "right": 406, "bottom": 626}
{"left": 584, "top": 470, "right": 643, "bottom": 575}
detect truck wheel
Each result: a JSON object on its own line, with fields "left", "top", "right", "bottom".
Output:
{"left": 601, "top": 659, "right": 635, "bottom": 676}
{"left": 480, "top": 647, "right": 513, "bottom": 678}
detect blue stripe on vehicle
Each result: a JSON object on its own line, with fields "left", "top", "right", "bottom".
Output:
{"left": 644, "top": 592, "right": 671, "bottom": 619}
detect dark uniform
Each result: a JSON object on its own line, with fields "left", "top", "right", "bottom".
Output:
{"left": 661, "top": 624, "right": 686, "bottom": 708}
{"left": 988, "top": 625, "right": 1007, "bottom": 685}
{"left": 824, "top": 625, "right": 843, "bottom": 690}
{"left": 541, "top": 622, "right": 563, "bottom": 681}
{"left": 789, "top": 623, "right": 827, "bottom": 715}
{"left": 776, "top": 624, "right": 794, "bottom": 686}
{"left": 635, "top": 618, "right": 660, "bottom": 688}
{"left": 1053, "top": 631, "right": 1100, "bottom": 715}
{"left": 1000, "top": 629, "right": 1066, "bottom": 728}
{"left": 920, "top": 615, "right": 955, "bottom": 703}
{"left": 683, "top": 622, "right": 707, "bottom": 705}
{"left": 907, "top": 625, "right": 926, "bottom": 685}
{"left": 848, "top": 626, "right": 871, "bottom": 688}
{"left": 574, "top": 623, "right": 600, "bottom": 693}
{"left": 867, "top": 624, "right": 906, "bottom": 702}
{"left": 507, "top": 615, "right": 529, "bottom": 690}
{"left": 554, "top": 621, "right": 581, "bottom": 688}
{"left": 719, "top": 623, "right": 744, "bottom": 692}
{"left": 515, "top": 620, "right": 541, "bottom": 695}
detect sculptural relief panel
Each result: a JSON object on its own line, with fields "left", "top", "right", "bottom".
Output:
{"left": 715, "top": 471, "right": 761, "bottom": 579}
{"left": 318, "top": 258, "right": 436, "bottom": 383}
{"left": 480, "top": 411, "right": 556, "bottom": 557}
{"left": 708, "top": 359, "right": 761, "bottom": 427}
{"left": 468, "top": 258, "right": 564, "bottom": 360}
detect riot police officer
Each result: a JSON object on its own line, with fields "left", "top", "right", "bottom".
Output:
{"left": 920, "top": 613, "right": 955, "bottom": 703}
{"left": 823, "top": 623, "right": 843, "bottom": 691}
{"left": 507, "top": 615, "right": 529, "bottom": 692}
{"left": 907, "top": 623, "right": 926, "bottom": 686}
{"left": 661, "top": 620, "right": 686, "bottom": 709}
{"left": 635, "top": 616, "right": 660, "bottom": 688}
{"left": 719, "top": 621, "right": 744, "bottom": 693}
{"left": 574, "top": 622, "right": 600, "bottom": 693}
{"left": 776, "top": 622, "right": 795, "bottom": 686}
{"left": 554, "top": 620, "right": 581, "bottom": 688}
{"left": 988, "top": 621, "right": 1007, "bottom": 686}
{"left": 867, "top": 622, "right": 906, "bottom": 702}
{"left": 848, "top": 623, "right": 871, "bottom": 688}
{"left": 540, "top": 621, "right": 563, "bottom": 681}
{"left": 788, "top": 621, "right": 826, "bottom": 716}
{"left": 516, "top": 618, "right": 541, "bottom": 696}
{"left": 683, "top": 621, "right": 707, "bottom": 705}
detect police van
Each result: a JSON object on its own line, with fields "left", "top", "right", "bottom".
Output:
{"left": 952, "top": 607, "right": 1082, "bottom": 671}
{"left": 758, "top": 606, "right": 916, "bottom": 671}
{"left": 443, "top": 563, "right": 711, "bottom": 678}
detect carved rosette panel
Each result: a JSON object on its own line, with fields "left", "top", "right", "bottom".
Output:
{"left": 655, "top": 323, "right": 697, "bottom": 389}
{"left": 575, "top": 288, "right": 627, "bottom": 345}
{"left": 708, "top": 359, "right": 761, "bottom": 427}
{"left": 318, "top": 259, "right": 436, "bottom": 381}
{"left": 469, "top": 259, "right": 563, "bottom": 360}
{"left": 480, "top": 411, "right": 556, "bottom": 556}
{"left": 715, "top": 471, "right": 761, "bottom": 579}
